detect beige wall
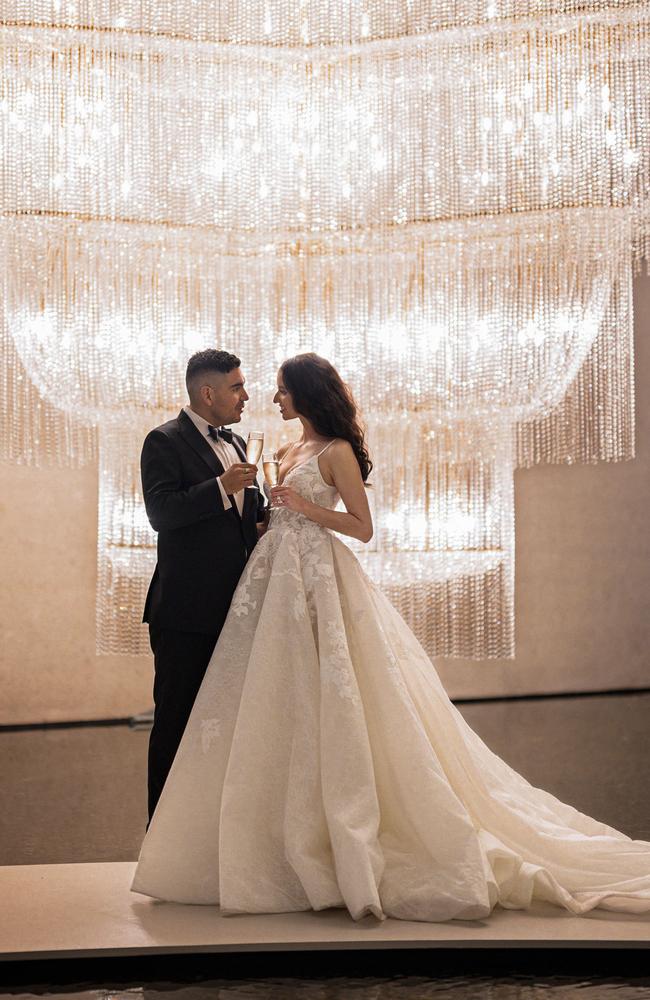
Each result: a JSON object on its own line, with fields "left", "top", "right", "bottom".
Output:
{"left": 0, "top": 461, "right": 152, "bottom": 724}
{"left": 1, "top": 274, "right": 649, "bottom": 724}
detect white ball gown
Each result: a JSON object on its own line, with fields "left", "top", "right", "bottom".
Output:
{"left": 131, "top": 445, "right": 650, "bottom": 922}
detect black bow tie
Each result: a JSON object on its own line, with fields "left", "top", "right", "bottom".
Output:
{"left": 208, "top": 425, "right": 233, "bottom": 444}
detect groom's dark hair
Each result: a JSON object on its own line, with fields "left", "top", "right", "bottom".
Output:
{"left": 186, "top": 349, "right": 241, "bottom": 396}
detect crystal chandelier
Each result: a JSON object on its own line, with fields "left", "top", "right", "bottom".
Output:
{"left": 1, "top": 2, "right": 648, "bottom": 657}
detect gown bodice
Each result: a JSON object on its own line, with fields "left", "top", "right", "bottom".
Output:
{"left": 267, "top": 447, "right": 340, "bottom": 535}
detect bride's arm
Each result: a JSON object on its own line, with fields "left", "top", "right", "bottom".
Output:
{"left": 271, "top": 440, "right": 373, "bottom": 543}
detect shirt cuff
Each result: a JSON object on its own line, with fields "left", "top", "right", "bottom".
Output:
{"left": 217, "top": 477, "right": 232, "bottom": 511}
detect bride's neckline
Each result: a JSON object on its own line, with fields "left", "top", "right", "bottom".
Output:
{"left": 277, "top": 439, "right": 336, "bottom": 487}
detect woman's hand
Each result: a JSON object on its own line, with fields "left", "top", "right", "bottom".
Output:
{"left": 270, "top": 485, "right": 308, "bottom": 515}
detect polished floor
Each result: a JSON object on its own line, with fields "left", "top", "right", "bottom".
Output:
{"left": 1, "top": 691, "right": 650, "bottom": 997}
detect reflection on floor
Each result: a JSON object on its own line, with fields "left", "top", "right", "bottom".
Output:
{"left": 2, "top": 691, "right": 650, "bottom": 866}
{"left": 1, "top": 692, "right": 650, "bottom": 998}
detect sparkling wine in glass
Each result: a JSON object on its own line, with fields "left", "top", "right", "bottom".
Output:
{"left": 246, "top": 431, "right": 264, "bottom": 466}
{"left": 263, "top": 451, "right": 280, "bottom": 487}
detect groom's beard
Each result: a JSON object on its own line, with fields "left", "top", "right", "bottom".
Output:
{"left": 215, "top": 405, "right": 245, "bottom": 425}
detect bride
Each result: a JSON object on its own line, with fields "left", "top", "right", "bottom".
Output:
{"left": 131, "top": 352, "right": 650, "bottom": 922}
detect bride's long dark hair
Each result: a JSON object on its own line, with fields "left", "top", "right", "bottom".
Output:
{"left": 280, "top": 353, "right": 373, "bottom": 483}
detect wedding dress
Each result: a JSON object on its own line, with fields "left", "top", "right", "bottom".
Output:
{"left": 131, "top": 443, "right": 650, "bottom": 922}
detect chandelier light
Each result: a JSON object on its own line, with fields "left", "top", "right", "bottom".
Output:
{"left": 0, "top": 14, "right": 649, "bottom": 233}
{"left": 0, "top": 2, "right": 648, "bottom": 657}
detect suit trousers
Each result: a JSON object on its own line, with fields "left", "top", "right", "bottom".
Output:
{"left": 147, "top": 626, "right": 220, "bottom": 823}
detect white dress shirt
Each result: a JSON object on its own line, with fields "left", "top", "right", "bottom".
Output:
{"left": 183, "top": 405, "right": 244, "bottom": 516}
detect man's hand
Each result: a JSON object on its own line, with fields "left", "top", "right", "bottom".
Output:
{"left": 220, "top": 463, "right": 258, "bottom": 494}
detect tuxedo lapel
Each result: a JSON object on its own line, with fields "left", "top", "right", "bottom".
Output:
{"left": 177, "top": 409, "right": 225, "bottom": 479}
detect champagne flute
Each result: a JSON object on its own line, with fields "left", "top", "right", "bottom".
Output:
{"left": 263, "top": 451, "right": 280, "bottom": 488}
{"left": 246, "top": 431, "right": 264, "bottom": 466}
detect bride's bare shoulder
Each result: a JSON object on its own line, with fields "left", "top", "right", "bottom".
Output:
{"left": 326, "top": 438, "right": 353, "bottom": 457}
{"left": 276, "top": 441, "right": 294, "bottom": 460}
{"left": 321, "top": 438, "right": 356, "bottom": 470}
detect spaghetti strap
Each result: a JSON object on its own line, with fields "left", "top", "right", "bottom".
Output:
{"left": 316, "top": 439, "right": 336, "bottom": 458}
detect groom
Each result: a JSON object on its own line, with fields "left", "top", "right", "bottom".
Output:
{"left": 141, "top": 349, "right": 265, "bottom": 822}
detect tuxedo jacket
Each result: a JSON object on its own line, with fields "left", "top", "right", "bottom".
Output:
{"left": 141, "top": 409, "right": 266, "bottom": 635}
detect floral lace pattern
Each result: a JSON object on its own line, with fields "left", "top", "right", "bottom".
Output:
{"left": 236, "top": 452, "right": 341, "bottom": 630}
{"left": 321, "top": 619, "right": 358, "bottom": 703}
{"left": 266, "top": 451, "right": 340, "bottom": 541}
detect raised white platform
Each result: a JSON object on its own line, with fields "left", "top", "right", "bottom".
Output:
{"left": 1, "top": 863, "right": 650, "bottom": 961}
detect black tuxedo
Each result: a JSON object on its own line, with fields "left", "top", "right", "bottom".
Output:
{"left": 141, "top": 408, "right": 265, "bottom": 821}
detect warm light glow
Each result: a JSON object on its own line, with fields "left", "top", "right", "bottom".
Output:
{"left": 0, "top": 3, "right": 648, "bottom": 658}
